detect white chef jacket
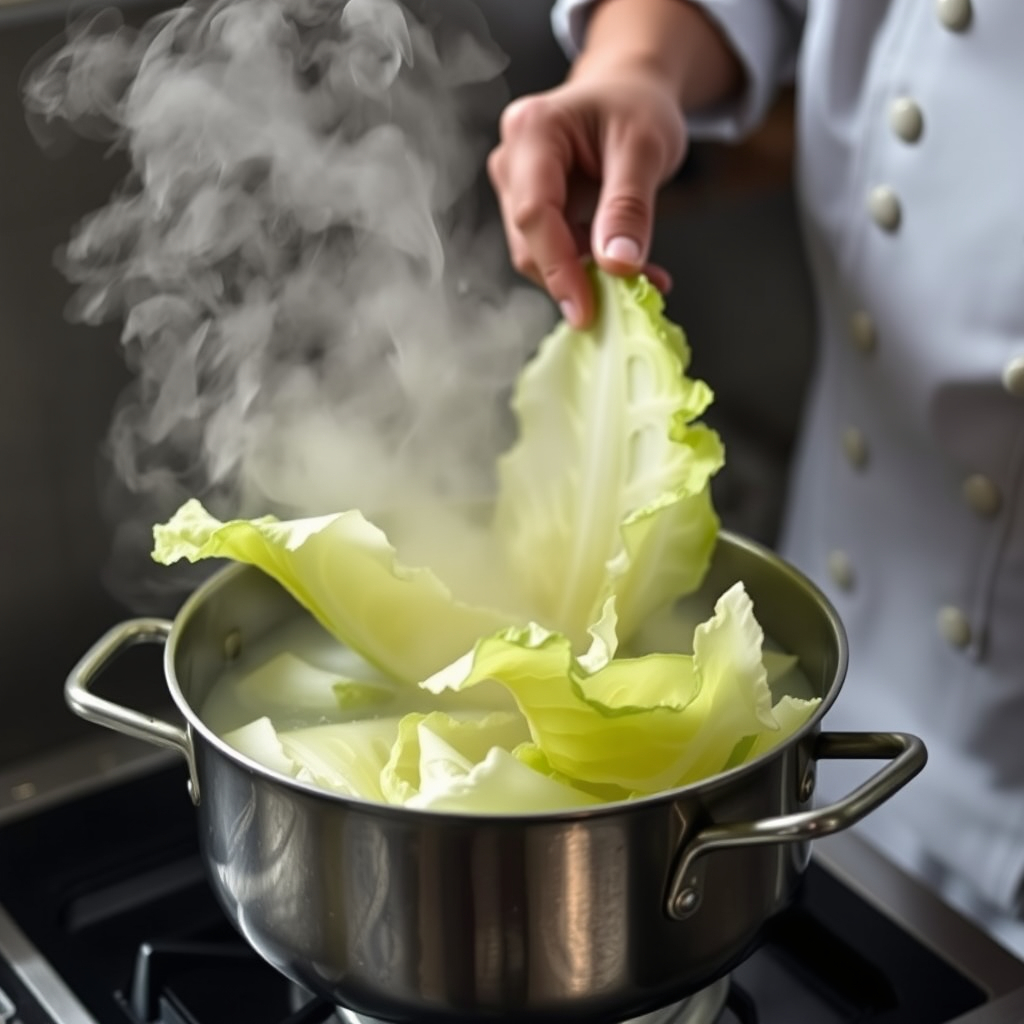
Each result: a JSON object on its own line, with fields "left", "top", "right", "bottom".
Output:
{"left": 552, "top": 0, "right": 1024, "bottom": 953}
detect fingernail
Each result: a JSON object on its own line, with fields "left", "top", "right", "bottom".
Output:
{"left": 602, "top": 236, "right": 642, "bottom": 265}
{"left": 559, "top": 299, "right": 580, "bottom": 327}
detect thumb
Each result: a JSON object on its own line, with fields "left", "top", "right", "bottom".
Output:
{"left": 591, "top": 133, "right": 663, "bottom": 273}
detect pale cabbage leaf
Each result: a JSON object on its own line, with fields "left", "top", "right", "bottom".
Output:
{"left": 276, "top": 717, "right": 404, "bottom": 800}
{"left": 153, "top": 499, "right": 514, "bottom": 684}
{"left": 222, "top": 716, "right": 303, "bottom": 779}
{"left": 747, "top": 696, "right": 821, "bottom": 759}
{"left": 381, "top": 710, "right": 531, "bottom": 805}
{"left": 410, "top": 746, "right": 603, "bottom": 813}
{"left": 382, "top": 710, "right": 600, "bottom": 812}
{"left": 494, "top": 270, "right": 724, "bottom": 649}
{"left": 424, "top": 582, "right": 812, "bottom": 793}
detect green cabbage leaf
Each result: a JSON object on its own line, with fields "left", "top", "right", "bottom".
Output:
{"left": 495, "top": 270, "right": 724, "bottom": 648}
{"left": 153, "top": 499, "right": 514, "bottom": 684}
{"left": 423, "top": 582, "right": 810, "bottom": 793}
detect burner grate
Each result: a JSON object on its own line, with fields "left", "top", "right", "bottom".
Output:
{"left": 120, "top": 936, "right": 755, "bottom": 1024}
{"left": 329, "top": 976, "right": 753, "bottom": 1024}
{"left": 120, "top": 939, "right": 337, "bottom": 1024}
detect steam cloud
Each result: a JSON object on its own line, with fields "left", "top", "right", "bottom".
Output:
{"left": 22, "top": 0, "right": 552, "bottom": 610}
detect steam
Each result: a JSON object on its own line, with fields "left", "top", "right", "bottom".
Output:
{"left": 22, "top": 0, "right": 552, "bottom": 609}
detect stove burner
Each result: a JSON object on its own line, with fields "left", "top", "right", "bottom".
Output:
{"left": 125, "top": 938, "right": 747, "bottom": 1024}
{"left": 624, "top": 979, "right": 733, "bottom": 1024}
{"left": 329, "top": 975, "right": 736, "bottom": 1024}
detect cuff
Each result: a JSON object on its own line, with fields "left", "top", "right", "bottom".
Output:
{"left": 549, "top": 0, "right": 803, "bottom": 141}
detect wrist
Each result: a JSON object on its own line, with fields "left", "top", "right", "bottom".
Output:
{"left": 570, "top": 0, "right": 743, "bottom": 113}
{"left": 570, "top": 40, "right": 686, "bottom": 104}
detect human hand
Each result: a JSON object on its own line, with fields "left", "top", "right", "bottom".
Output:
{"left": 487, "top": 67, "right": 687, "bottom": 328}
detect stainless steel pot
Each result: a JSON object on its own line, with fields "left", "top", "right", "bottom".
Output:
{"left": 65, "top": 531, "right": 926, "bottom": 1024}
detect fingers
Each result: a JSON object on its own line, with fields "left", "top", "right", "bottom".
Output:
{"left": 508, "top": 147, "right": 593, "bottom": 326}
{"left": 489, "top": 99, "right": 593, "bottom": 326}
{"left": 575, "top": 221, "right": 673, "bottom": 295}
{"left": 489, "top": 96, "right": 681, "bottom": 328}
{"left": 591, "top": 126, "right": 669, "bottom": 276}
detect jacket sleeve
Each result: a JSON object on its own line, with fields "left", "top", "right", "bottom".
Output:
{"left": 550, "top": 0, "right": 805, "bottom": 141}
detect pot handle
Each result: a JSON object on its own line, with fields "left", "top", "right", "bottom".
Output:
{"left": 666, "top": 731, "right": 926, "bottom": 920}
{"left": 65, "top": 618, "right": 200, "bottom": 805}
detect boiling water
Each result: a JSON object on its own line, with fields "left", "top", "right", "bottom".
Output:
{"left": 199, "top": 604, "right": 817, "bottom": 738}
{"left": 200, "top": 614, "right": 512, "bottom": 737}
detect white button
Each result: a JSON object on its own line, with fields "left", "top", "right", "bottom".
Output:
{"left": 938, "top": 606, "right": 972, "bottom": 649}
{"left": 827, "top": 550, "right": 855, "bottom": 590}
{"left": 843, "top": 428, "right": 869, "bottom": 469}
{"left": 936, "top": 0, "right": 972, "bottom": 31}
{"left": 963, "top": 474, "right": 1001, "bottom": 517}
{"left": 850, "top": 311, "right": 877, "bottom": 354}
{"left": 889, "top": 97, "right": 924, "bottom": 143}
{"left": 1002, "top": 355, "right": 1024, "bottom": 398}
{"left": 868, "top": 186, "right": 902, "bottom": 232}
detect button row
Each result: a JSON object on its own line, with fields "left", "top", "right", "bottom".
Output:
{"left": 866, "top": 0, "right": 972, "bottom": 233}
{"left": 842, "top": 0, "right": 982, "bottom": 657}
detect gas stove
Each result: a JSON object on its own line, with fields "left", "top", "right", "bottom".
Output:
{"left": 1, "top": 735, "right": 1024, "bottom": 1024}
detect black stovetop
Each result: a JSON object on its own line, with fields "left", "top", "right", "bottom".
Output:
{"left": 1, "top": 749, "right": 1023, "bottom": 1024}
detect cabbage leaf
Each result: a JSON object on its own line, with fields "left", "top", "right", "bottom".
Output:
{"left": 276, "top": 717, "right": 404, "bottom": 800}
{"left": 381, "top": 710, "right": 531, "bottom": 805}
{"left": 222, "top": 716, "right": 303, "bottom": 779}
{"left": 153, "top": 499, "right": 514, "bottom": 684}
{"left": 381, "top": 710, "right": 600, "bottom": 812}
{"left": 494, "top": 270, "right": 724, "bottom": 648}
{"left": 408, "top": 746, "right": 603, "bottom": 813}
{"left": 747, "top": 696, "right": 820, "bottom": 758}
{"left": 424, "top": 582, "right": 812, "bottom": 793}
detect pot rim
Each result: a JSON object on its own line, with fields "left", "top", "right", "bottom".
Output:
{"left": 163, "top": 529, "right": 849, "bottom": 823}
